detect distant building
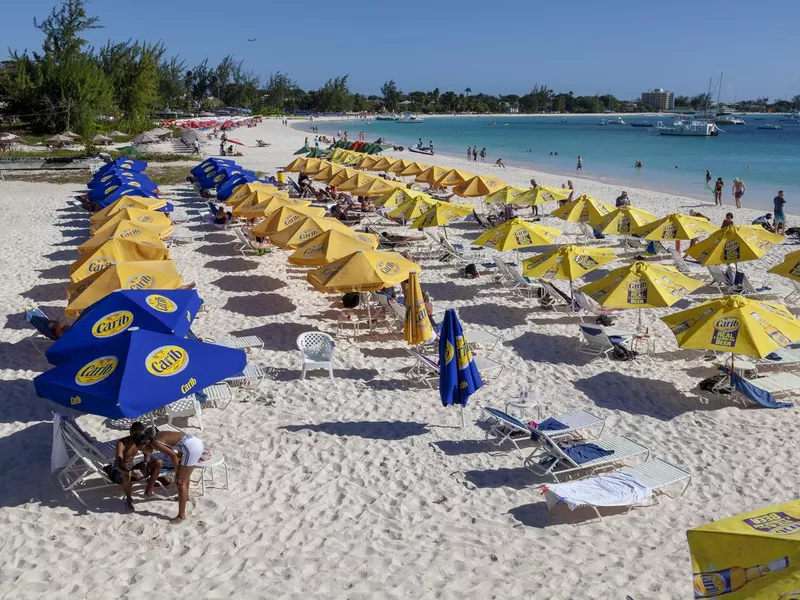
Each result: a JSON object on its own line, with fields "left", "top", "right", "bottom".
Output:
{"left": 641, "top": 89, "right": 675, "bottom": 111}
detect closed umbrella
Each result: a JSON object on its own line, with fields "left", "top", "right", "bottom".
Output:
{"left": 404, "top": 271, "right": 434, "bottom": 346}
{"left": 438, "top": 308, "right": 483, "bottom": 427}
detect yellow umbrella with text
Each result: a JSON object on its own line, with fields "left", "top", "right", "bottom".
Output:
{"left": 404, "top": 271, "right": 434, "bottom": 346}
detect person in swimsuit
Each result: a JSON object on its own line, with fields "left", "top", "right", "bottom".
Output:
{"left": 134, "top": 427, "right": 205, "bottom": 524}
{"left": 714, "top": 178, "right": 724, "bottom": 206}
{"left": 114, "top": 422, "right": 165, "bottom": 512}
{"left": 732, "top": 177, "right": 746, "bottom": 209}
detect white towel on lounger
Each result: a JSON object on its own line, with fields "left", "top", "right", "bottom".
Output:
{"left": 544, "top": 472, "right": 652, "bottom": 511}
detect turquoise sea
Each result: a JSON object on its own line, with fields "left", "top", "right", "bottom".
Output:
{"left": 300, "top": 115, "right": 800, "bottom": 211}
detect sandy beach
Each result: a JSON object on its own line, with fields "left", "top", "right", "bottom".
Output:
{"left": 2, "top": 118, "right": 800, "bottom": 599}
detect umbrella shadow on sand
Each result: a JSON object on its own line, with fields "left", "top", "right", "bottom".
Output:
{"left": 204, "top": 257, "right": 259, "bottom": 273}
{"left": 0, "top": 379, "right": 54, "bottom": 423}
{"left": 574, "top": 372, "right": 724, "bottom": 420}
{"left": 22, "top": 282, "right": 67, "bottom": 303}
{"left": 232, "top": 322, "right": 312, "bottom": 352}
{"left": 0, "top": 340, "right": 50, "bottom": 371}
{"left": 224, "top": 293, "right": 295, "bottom": 317}
{"left": 422, "top": 281, "right": 491, "bottom": 302}
{"left": 458, "top": 304, "right": 530, "bottom": 328}
{"left": 44, "top": 249, "right": 77, "bottom": 262}
{"left": 280, "top": 420, "right": 429, "bottom": 440}
{"left": 212, "top": 275, "right": 286, "bottom": 293}
{"left": 505, "top": 331, "right": 594, "bottom": 367}
{"left": 508, "top": 501, "right": 628, "bottom": 528}
{"left": 37, "top": 264, "right": 72, "bottom": 280}
{"left": 195, "top": 244, "right": 239, "bottom": 258}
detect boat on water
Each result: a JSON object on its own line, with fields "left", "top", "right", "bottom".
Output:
{"left": 653, "top": 119, "right": 720, "bottom": 137}
{"left": 599, "top": 117, "right": 626, "bottom": 126}
{"left": 758, "top": 123, "right": 782, "bottom": 130}
{"left": 409, "top": 144, "right": 434, "bottom": 155}
{"left": 630, "top": 122, "right": 651, "bottom": 128}
{"left": 376, "top": 115, "right": 398, "bottom": 121}
{"left": 715, "top": 114, "right": 745, "bottom": 125}
{"left": 780, "top": 113, "right": 800, "bottom": 123}
{"left": 396, "top": 112, "right": 424, "bottom": 124}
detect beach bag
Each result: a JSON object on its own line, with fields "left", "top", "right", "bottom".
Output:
{"left": 464, "top": 264, "right": 480, "bottom": 279}
{"left": 611, "top": 342, "right": 637, "bottom": 361}
{"left": 342, "top": 292, "right": 360, "bottom": 308}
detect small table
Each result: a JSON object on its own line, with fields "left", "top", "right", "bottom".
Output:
{"left": 714, "top": 358, "right": 757, "bottom": 375}
{"left": 633, "top": 333, "right": 656, "bottom": 356}
{"left": 505, "top": 398, "right": 540, "bottom": 421}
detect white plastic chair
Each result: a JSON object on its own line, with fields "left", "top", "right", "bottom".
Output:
{"left": 297, "top": 332, "right": 336, "bottom": 380}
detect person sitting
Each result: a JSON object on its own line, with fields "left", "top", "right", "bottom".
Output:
{"left": 49, "top": 319, "right": 70, "bottom": 339}
{"left": 722, "top": 212, "right": 735, "bottom": 228}
{"left": 214, "top": 207, "right": 230, "bottom": 225}
{"left": 752, "top": 213, "right": 775, "bottom": 233}
{"left": 615, "top": 191, "right": 630, "bottom": 208}
{"left": 112, "top": 422, "right": 165, "bottom": 512}
{"left": 495, "top": 158, "right": 506, "bottom": 168}
{"left": 360, "top": 197, "right": 377, "bottom": 212}
{"left": 381, "top": 231, "right": 426, "bottom": 244}
{"left": 688, "top": 210, "right": 710, "bottom": 221}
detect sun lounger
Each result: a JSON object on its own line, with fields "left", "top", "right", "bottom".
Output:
{"left": 524, "top": 433, "right": 649, "bottom": 482}
{"left": 574, "top": 290, "right": 617, "bottom": 321}
{"left": 406, "top": 349, "right": 503, "bottom": 388}
{"left": 506, "top": 266, "right": 544, "bottom": 298}
{"left": 187, "top": 330, "right": 264, "bottom": 354}
{"left": 438, "top": 236, "right": 486, "bottom": 264}
{"left": 481, "top": 406, "right": 605, "bottom": 457}
{"left": 577, "top": 324, "right": 635, "bottom": 358}
{"left": 25, "top": 306, "right": 58, "bottom": 355}
{"left": 472, "top": 210, "right": 494, "bottom": 229}
{"left": 542, "top": 458, "right": 691, "bottom": 521}
{"left": 225, "top": 362, "right": 268, "bottom": 388}
{"left": 539, "top": 280, "right": 577, "bottom": 312}
{"left": 167, "top": 226, "right": 205, "bottom": 246}
{"left": 706, "top": 265, "right": 733, "bottom": 290}
{"left": 760, "top": 345, "right": 800, "bottom": 370}
{"left": 731, "top": 271, "right": 792, "bottom": 300}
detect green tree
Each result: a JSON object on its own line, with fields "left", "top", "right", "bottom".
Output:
{"left": 380, "top": 79, "right": 402, "bottom": 112}
{"left": 264, "top": 71, "right": 297, "bottom": 110}
{"left": 98, "top": 40, "right": 165, "bottom": 118}
{"left": 157, "top": 56, "right": 188, "bottom": 110}
{"left": 315, "top": 75, "right": 352, "bottom": 112}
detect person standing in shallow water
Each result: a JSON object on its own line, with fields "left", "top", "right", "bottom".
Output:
{"left": 466, "top": 145, "right": 472, "bottom": 161}
{"left": 472, "top": 147, "right": 478, "bottom": 162}
{"left": 576, "top": 156, "right": 583, "bottom": 171}
{"left": 714, "top": 177, "right": 724, "bottom": 206}
{"left": 705, "top": 170, "right": 712, "bottom": 187}
{"left": 732, "top": 178, "right": 746, "bottom": 209}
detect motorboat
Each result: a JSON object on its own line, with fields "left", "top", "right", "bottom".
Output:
{"left": 780, "top": 113, "right": 800, "bottom": 123}
{"left": 396, "top": 112, "right": 423, "bottom": 124}
{"left": 599, "top": 117, "right": 625, "bottom": 126}
{"left": 758, "top": 123, "right": 782, "bottom": 130}
{"left": 409, "top": 143, "right": 434, "bottom": 155}
{"left": 715, "top": 115, "right": 745, "bottom": 125}
{"left": 629, "top": 122, "right": 651, "bottom": 128}
{"left": 376, "top": 114, "right": 398, "bottom": 121}
{"left": 654, "top": 119, "right": 720, "bottom": 137}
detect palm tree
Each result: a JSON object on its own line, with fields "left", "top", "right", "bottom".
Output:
{"left": 464, "top": 87, "right": 471, "bottom": 98}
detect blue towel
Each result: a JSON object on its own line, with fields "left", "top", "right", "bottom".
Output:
{"left": 539, "top": 443, "right": 613, "bottom": 467}
{"left": 731, "top": 373, "right": 792, "bottom": 409}
{"left": 766, "top": 352, "right": 782, "bottom": 361}
{"left": 539, "top": 418, "right": 568, "bottom": 431}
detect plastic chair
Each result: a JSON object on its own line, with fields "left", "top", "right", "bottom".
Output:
{"left": 297, "top": 332, "right": 336, "bottom": 380}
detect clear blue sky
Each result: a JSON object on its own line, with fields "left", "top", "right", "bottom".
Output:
{"left": 2, "top": 0, "right": 799, "bottom": 101}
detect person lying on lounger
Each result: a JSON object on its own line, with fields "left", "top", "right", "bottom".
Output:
{"left": 112, "top": 422, "right": 165, "bottom": 512}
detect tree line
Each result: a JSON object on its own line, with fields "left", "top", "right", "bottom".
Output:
{"left": 2, "top": 0, "right": 799, "bottom": 136}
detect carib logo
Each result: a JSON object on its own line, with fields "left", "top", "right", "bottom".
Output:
{"left": 136, "top": 214, "right": 154, "bottom": 223}
{"left": 119, "top": 228, "right": 141, "bottom": 239}
{"left": 146, "top": 345, "right": 189, "bottom": 377}
{"left": 145, "top": 294, "right": 177, "bottom": 313}
{"left": 92, "top": 310, "right": 134, "bottom": 338}
{"left": 126, "top": 274, "right": 154, "bottom": 290}
{"left": 128, "top": 181, "right": 141, "bottom": 188}
{"left": 88, "top": 258, "right": 114, "bottom": 273}
{"left": 75, "top": 356, "right": 118, "bottom": 386}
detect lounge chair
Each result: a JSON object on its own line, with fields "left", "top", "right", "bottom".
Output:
{"left": 577, "top": 324, "right": 635, "bottom": 358}
{"left": 670, "top": 248, "right": 708, "bottom": 279}
{"left": 406, "top": 349, "right": 503, "bottom": 388}
{"left": 225, "top": 362, "right": 268, "bottom": 388}
{"left": 154, "top": 396, "right": 204, "bottom": 430}
{"left": 472, "top": 211, "right": 494, "bottom": 229}
{"left": 542, "top": 458, "right": 691, "bottom": 521}
{"left": 233, "top": 228, "right": 268, "bottom": 256}
{"left": 524, "top": 432, "right": 650, "bottom": 482}
{"left": 167, "top": 226, "right": 206, "bottom": 246}
{"left": 707, "top": 265, "right": 734, "bottom": 290}
{"left": 731, "top": 271, "right": 792, "bottom": 300}
{"left": 538, "top": 280, "right": 577, "bottom": 312}
{"left": 481, "top": 406, "right": 605, "bottom": 457}
{"left": 760, "top": 345, "right": 800, "bottom": 371}
{"left": 574, "top": 290, "right": 617, "bottom": 322}
{"left": 577, "top": 222, "right": 606, "bottom": 244}
{"left": 438, "top": 236, "right": 486, "bottom": 264}
{"left": 187, "top": 330, "right": 264, "bottom": 354}
{"left": 25, "top": 306, "right": 58, "bottom": 355}
{"left": 506, "top": 266, "right": 544, "bottom": 298}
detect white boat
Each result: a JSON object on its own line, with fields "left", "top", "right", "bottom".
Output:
{"left": 715, "top": 115, "right": 745, "bottom": 125}
{"left": 603, "top": 116, "right": 626, "bottom": 125}
{"left": 396, "top": 112, "right": 424, "bottom": 124}
{"left": 654, "top": 119, "right": 720, "bottom": 137}
{"left": 758, "top": 123, "right": 782, "bottom": 130}
{"left": 375, "top": 114, "right": 398, "bottom": 121}
{"left": 780, "top": 112, "right": 800, "bottom": 123}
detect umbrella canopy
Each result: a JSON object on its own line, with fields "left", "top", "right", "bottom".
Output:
{"left": 66, "top": 260, "right": 183, "bottom": 318}
{"left": 224, "top": 183, "right": 285, "bottom": 207}
{"left": 404, "top": 271, "right": 434, "bottom": 345}
{"left": 117, "top": 146, "right": 145, "bottom": 158}
{"left": 131, "top": 132, "right": 159, "bottom": 145}
{"left": 373, "top": 188, "right": 424, "bottom": 208}
{"left": 435, "top": 168, "right": 476, "bottom": 188}
{"left": 415, "top": 165, "right": 450, "bottom": 185}
{"left": 592, "top": 206, "right": 658, "bottom": 235}
{"left": 227, "top": 138, "right": 245, "bottom": 146}
{"left": 369, "top": 156, "right": 400, "bottom": 172}
{"left": 474, "top": 217, "right": 561, "bottom": 251}
{"left": 327, "top": 167, "right": 360, "bottom": 187}
{"left": 303, "top": 159, "right": 333, "bottom": 176}
{"left": 522, "top": 245, "right": 616, "bottom": 282}
{"left": 768, "top": 252, "right": 800, "bottom": 282}
{"left": 250, "top": 205, "right": 327, "bottom": 237}
{"left": 63, "top": 130, "right": 80, "bottom": 139}
{"left": 661, "top": 294, "right": 800, "bottom": 358}
{"left": 551, "top": 194, "right": 614, "bottom": 223}
{"left": 231, "top": 190, "right": 294, "bottom": 216}
{"left": 388, "top": 197, "right": 438, "bottom": 221}
{"left": 69, "top": 237, "right": 170, "bottom": 284}
{"left": 90, "top": 208, "right": 173, "bottom": 236}
{"left": 687, "top": 499, "right": 800, "bottom": 599}
{"left": 89, "top": 197, "right": 170, "bottom": 223}
{"left": 34, "top": 329, "right": 245, "bottom": 419}
{"left": 313, "top": 163, "right": 347, "bottom": 183}
{"left": 288, "top": 229, "right": 379, "bottom": 266}
{"left": 580, "top": 261, "right": 703, "bottom": 309}
{"left": 46, "top": 289, "right": 202, "bottom": 365}
{"left": 349, "top": 177, "right": 402, "bottom": 197}
{"left": 453, "top": 175, "right": 507, "bottom": 198}
{"left": 237, "top": 196, "right": 310, "bottom": 220}
{"left": 307, "top": 250, "right": 420, "bottom": 293}
{"left": 77, "top": 220, "right": 164, "bottom": 255}
{"left": 514, "top": 186, "right": 572, "bottom": 207}
{"left": 355, "top": 155, "right": 381, "bottom": 169}
{"left": 45, "top": 134, "right": 75, "bottom": 144}
{"left": 336, "top": 172, "right": 380, "bottom": 192}
{"left": 685, "top": 226, "right": 784, "bottom": 265}
{"left": 283, "top": 157, "right": 308, "bottom": 172}
{"left": 396, "top": 161, "right": 429, "bottom": 177}
{"left": 483, "top": 186, "right": 528, "bottom": 205}
{"left": 94, "top": 187, "right": 159, "bottom": 210}
{"left": 410, "top": 203, "right": 473, "bottom": 229}
{"left": 268, "top": 216, "right": 359, "bottom": 249}
{"left": 438, "top": 308, "right": 483, "bottom": 408}
{"left": 386, "top": 159, "right": 415, "bottom": 174}
{"left": 306, "top": 148, "right": 328, "bottom": 158}
{"left": 91, "top": 134, "right": 112, "bottom": 143}
{"left": 632, "top": 213, "right": 720, "bottom": 241}
{"left": 108, "top": 130, "right": 127, "bottom": 138}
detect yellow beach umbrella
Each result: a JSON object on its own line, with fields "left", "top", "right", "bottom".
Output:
{"left": 326, "top": 167, "right": 360, "bottom": 187}
{"left": 551, "top": 194, "right": 614, "bottom": 223}
{"left": 404, "top": 270, "right": 434, "bottom": 345}
{"left": 288, "top": 229, "right": 379, "bottom": 266}
{"left": 313, "top": 162, "right": 347, "bottom": 183}
{"left": 388, "top": 197, "right": 438, "bottom": 222}
{"left": 303, "top": 159, "right": 333, "bottom": 176}
{"left": 688, "top": 500, "right": 800, "bottom": 599}
{"left": 350, "top": 177, "right": 402, "bottom": 197}
{"left": 250, "top": 205, "right": 327, "bottom": 237}
{"left": 435, "top": 168, "right": 476, "bottom": 188}
{"left": 69, "top": 237, "right": 170, "bottom": 284}
{"left": 269, "top": 216, "right": 359, "bottom": 249}
{"left": 370, "top": 156, "right": 400, "bottom": 172}
{"left": 515, "top": 186, "right": 571, "bottom": 207}
{"left": 89, "top": 196, "right": 168, "bottom": 224}
{"left": 410, "top": 203, "right": 473, "bottom": 229}
{"left": 522, "top": 245, "right": 616, "bottom": 285}
{"left": 296, "top": 157, "right": 324, "bottom": 174}
{"left": 236, "top": 196, "right": 309, "bottom": 220}
{"left": 283, "top": 157, "right": 308, "bottom": 172}
{"left": 386, "top": 158, "right": 415, "bottom": 174}
{"left": 337, "top": 172, "right": 379, "bottom": 192}
{"left": 592, "top": 206, "right": 658, "bottom": 235}
{"left": 474, "top": 217, "right": 561, "bottom": 251}
{"left": 373, "top": 188, "right": 426, "bottom": 208}
{"left": 661, "top": 294, "right": 800, "bottom": 359}
{"left": 633, "top": 213, "right": 720, "bottom": 241}
{"left": 77, "top": 220, "right": 164, "bottom": 255}
{"left": 65, "top": 260, "right": 182, "bottom": 318}
{"left": 224, "top": 182, "right": 285, "bottom": 208}
{"left": 415, "top": 165, "right": 449, "bottom": 185}
{"left": 685, "top": 225, "right": 784, "bottom": 265}
{"left": 768, "top": 253, "right": 800, "bottom": 283}
{"left": 307, "top": 250, "right": 420, "bottom": 293}
{"left": 396, "top": 161, "right": 429, "bottom": 177}
{"left": 483, "top": 186, "right": 528, "bottom": 205}
{"left": 90, "top": 208, "right": 173, "bottom": 236}
{"left": 453, "top": 175, "right": 507, "bottom": 198}
{"left": 356, "top": 155, "right": 380, "bottom": 169}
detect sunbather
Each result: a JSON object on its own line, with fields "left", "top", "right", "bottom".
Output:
{"left": 113, "top": 422, "right": 165, "bottom": 511}
{"left": 134, "top": 427, "right": 205, "bottom": 524}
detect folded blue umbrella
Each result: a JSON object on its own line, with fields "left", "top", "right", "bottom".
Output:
{"left": 438, "top": 308, "right": 484, "bottom": 408}
{"left": 190, "top": 157, "right": 236, "bottom": 177}
{"left": 216, "top": 172, "right": 259, "bottom": 200}
{"left": 94, "top": 187, "right": 159, "bottom": 209}
{"left": 88, "top": 176, "right": 158, "bottom": 201}
{"left": 46, "top": 289, "right": 203, "bottom": 366}
{"left": 35, "top": 329, "right": 247, "bottom": 419}
{"left": 96, "top": 158, "right": 147, "bottom": 178}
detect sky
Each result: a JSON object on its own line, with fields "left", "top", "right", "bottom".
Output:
{"left": 2, "top": 0, "right": 799, "bottom": 102}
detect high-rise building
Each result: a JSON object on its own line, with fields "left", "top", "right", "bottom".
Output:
{"left": 641, "top": 89, "right": 675, "bottom": 111}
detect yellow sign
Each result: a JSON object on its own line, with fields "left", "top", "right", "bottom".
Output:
{"left": 145, "top": 345, "right": 189, "bottom": 377}
{"left": 91, "top": 310, "right": 133, "bottom": 338}
{"left": 145, "top": 294, "right": 177, "bottom": 313}
{"left": 75, "top": 356, "right": 118, "bottom": 386}
{"left": 70, "top": 396, "right": 82, "bottom": 405}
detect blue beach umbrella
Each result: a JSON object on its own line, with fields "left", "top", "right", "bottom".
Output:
{"left": 34, "top": 329, "right": 247, "bottom": 419}
{"left": 190, "top": 157, "right": 235, "bottom": 178}
{"left": 88, "top": 176, "right": 158, "bottom": 201}
{"left": 216, "top": 172, "right": 258, "bottom": 200}
{"left": 89, "top": 169, "right": 142, "bottom": 189}
{"left": 94, "top": 187, "right": 159, "bottom": 209}
{"left": 438, "top": 308, "right": 483, "bottom": 425}
{"left": 45, "top": 289, "right": 203, "bottom": 366}
{"left": 197, "top": 166, "right": 245, "bottom": 190}
{"left": 96, "top": 158, "right": 147, "bottom": 177}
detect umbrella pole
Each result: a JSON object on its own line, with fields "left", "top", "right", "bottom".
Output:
{"left": 460, "top": 404, "right": 465, "bottom": 428}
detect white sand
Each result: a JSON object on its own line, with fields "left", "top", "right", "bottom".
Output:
{"left": 1, "top": 119, "right": 799, "bottom": 599}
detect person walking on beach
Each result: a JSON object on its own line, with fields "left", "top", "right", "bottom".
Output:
{"left": 466, "top": 145, "right": 472, "bottom": 161}
{"left": 774, "top": 190, "right": 787, "bottom": 235}
{"left": 472, "top": 147, "right": 478, "bottom": 162}
{"left": 192, "top": 139, "right": 200, "bottom": 156}
{"left": 480, "top": 147, "right": 486, "bottom": 162}
{"left": 714, "top": 177, "right": 724, "bottom": 206}
{"left": 530, "top": 178, "right": 539, "bottom": 216}
{"left": 732, "top": 178, "right": 746, "bottom": 209}
{"left": 576, "top": 156, "right": 583, "bottom": 171}
{"left": 705, "top": 170, "right": 712, "bottom": 187}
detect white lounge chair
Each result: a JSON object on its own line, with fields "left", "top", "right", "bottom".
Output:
{"left": 577, "top": 324, "right": 635, "bottom": 358}
{"left": 574, "top": 291, "right": 617, "bottom": 322}
{"left": 670, "top": 248, "right": 708, "bottom": 279}
{"left": 524, "top": 432, "right": 650, "bottom": 482}
{"left": 157, "top": 396, "right": 203, "bottom": 430}
{"left": 25, "top": 306, "right": 58, "bottom": 355}
{"left": 438, "top": 236, "right": 486, "bottom": 264}
{"left": 167, "top": 226, "right": 206, "bottom": 246}
{"left": 407, "top": 349, "right": 503, "bottom": 388}
{"left": 707, "top": 265, "right": 733, "bottom": 290}
{"left": 785, "top": 280, "right": 800, "bottom": 304}
{"left": 201, "top": 334, "right": 265, "bottom": 354}
{"left": 225, "top": 362, "right": 268, "bottom": 388}
{"left": 297, "top": 332, "right": 336, "bottom": 380}
{"left": 732, "top": 271, "right": 792, "bottom": 300}
{"left": 506, "top": 266, "right": 544, "bottom": 298}
{"left": 538, "top": 280, "right": 576, "bottom": 312}
{"left": 542, "top": 458, "right": 691, "bottom": 521}
{"left": 481, "top": 406, "right": 605, "bottom": 457}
